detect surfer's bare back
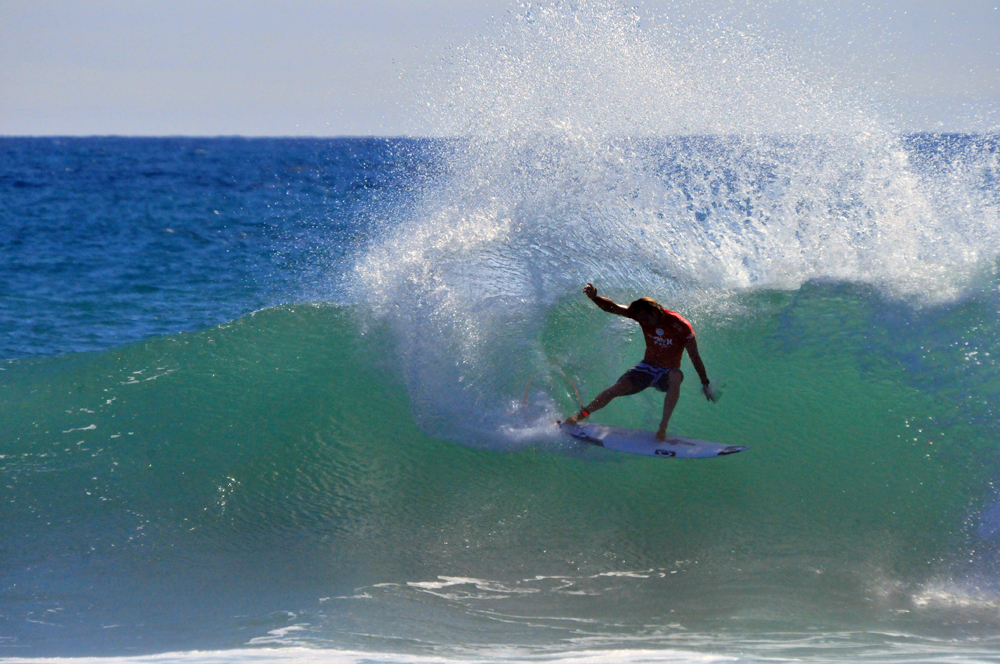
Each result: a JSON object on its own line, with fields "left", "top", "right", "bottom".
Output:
{"left": 564, "top": 283, "right": 714, "bottom": 441}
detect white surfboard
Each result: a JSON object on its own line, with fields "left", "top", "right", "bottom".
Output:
{"left": 559, "top": 422, "right": 746, "bottom": 458}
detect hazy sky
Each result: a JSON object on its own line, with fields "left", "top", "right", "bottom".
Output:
{"left": 1, "top": 0, "right": 998, "bottom": 136}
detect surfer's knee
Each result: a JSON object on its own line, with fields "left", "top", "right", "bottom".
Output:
{"left": 668, "top": 369, "right": 683, "bottom": 389}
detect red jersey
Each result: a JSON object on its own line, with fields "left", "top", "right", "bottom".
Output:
{"left": 629, "top": 308, "right": 694, "bottom": 369}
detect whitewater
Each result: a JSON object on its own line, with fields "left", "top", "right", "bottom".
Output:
{"left": 4, "top": 3, "right": 1000, "bottom": 662}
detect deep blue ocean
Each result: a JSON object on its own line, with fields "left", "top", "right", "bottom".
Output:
{"left": 0, "top": 137, "right": 424, "bottom": 359}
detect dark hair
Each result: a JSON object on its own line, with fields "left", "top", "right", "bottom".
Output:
{"left": 627, "top": 297, "right": 662, "bottom": 317}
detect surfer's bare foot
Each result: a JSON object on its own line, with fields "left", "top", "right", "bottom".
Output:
{"left": 565, "top": 413, "right": 580, "bottom": 425}
{"left": 656, "top": 429, "right": 668, "bottom": 442}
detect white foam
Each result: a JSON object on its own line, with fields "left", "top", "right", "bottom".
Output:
{"left": 9, "top": 640, "right": 1000, "bottom": 664}
{"left": 0, "top": 646, "right": 734, "bottom": 664}
{"left": 912, "top": 582, "right": 1000, "bottom": 611}
{"left": 246, "top": 625, "right": 310, "bottom": 646}
{"left": 353, "top": 1, "right": 1000, "bottom": 447}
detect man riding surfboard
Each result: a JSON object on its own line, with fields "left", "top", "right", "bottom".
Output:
{"left": 563, "top": 283, "right": 715, "bottom": 441}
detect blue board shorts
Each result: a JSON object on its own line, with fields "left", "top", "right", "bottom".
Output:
{"left": 618, "top": 362, "right": 680, "bottom": 394}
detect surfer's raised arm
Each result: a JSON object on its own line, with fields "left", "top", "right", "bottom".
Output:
{"left": 583, "top": 283, "right": 629, "bottom": 316}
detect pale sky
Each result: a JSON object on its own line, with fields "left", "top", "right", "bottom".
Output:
{"left": 1, "top": 0, "right": 998, "bottom": 136}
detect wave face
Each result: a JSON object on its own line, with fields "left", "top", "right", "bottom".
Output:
{"left": 4, "top": 293, "right": 1000, "bottom": 659}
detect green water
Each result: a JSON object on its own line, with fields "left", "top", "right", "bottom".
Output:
{"left": 3, "top": 283, "right": 1000, "bottom": 656}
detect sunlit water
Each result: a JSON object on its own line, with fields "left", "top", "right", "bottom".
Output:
{"left": 4, "top": 3, "right": 1000, "bottom": 663}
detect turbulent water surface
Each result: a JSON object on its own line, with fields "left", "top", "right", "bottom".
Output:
{"left": 4, "top": 3, "right": 1000, "bottom": 663}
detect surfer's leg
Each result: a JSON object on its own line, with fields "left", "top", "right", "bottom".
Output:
{"left": 655, "top": 370, "right": 684, "bottom": 441}
{"left": 565, "top": 377, "right": 644, "bottom": 424}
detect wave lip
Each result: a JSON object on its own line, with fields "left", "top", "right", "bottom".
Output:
{"left": 355, "top": 2, "right": 1000, "bottom": 448}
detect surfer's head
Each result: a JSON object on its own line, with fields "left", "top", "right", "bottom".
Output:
{"left": 627, "top": 297, "right": 662, "bottom": 324}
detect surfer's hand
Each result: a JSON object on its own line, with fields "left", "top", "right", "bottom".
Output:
{"left": 583, "top": 283, "right": 597, "bottom": 299}
{"left": 702, "top": 383, "right": 716, "bottom": 402}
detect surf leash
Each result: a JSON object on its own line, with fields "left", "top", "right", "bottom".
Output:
{"left": 521, "top": 363, "right": 585, "bottom": 413}
{"left": 550, "top": 362, "right": 585, "bottom": 411}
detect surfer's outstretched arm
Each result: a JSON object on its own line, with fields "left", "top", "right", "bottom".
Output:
{"left": 686, "top": 339, "right": 715, "bottom": 401}
{"left": 583, "top": 283, "right": 629, "bottom": 316}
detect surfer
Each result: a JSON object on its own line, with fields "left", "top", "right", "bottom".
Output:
{"left": 564, "top": 283, "right": 714, "bottom": 441}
